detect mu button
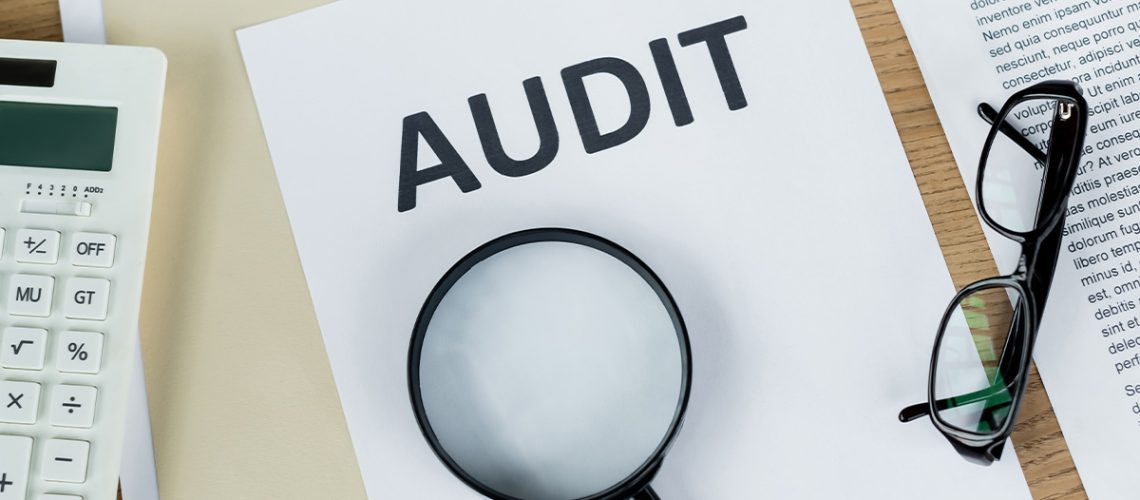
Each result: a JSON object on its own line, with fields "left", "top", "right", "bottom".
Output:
{"left": 63, "top": 278, "right": 110, "bottom": 320}
{"left": 6, "top": 275, "right": 54, "bottom": 317}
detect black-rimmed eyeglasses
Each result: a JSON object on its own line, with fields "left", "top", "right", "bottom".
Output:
{"left": 899, "top": 80, "right": 1088, "bottom": 464}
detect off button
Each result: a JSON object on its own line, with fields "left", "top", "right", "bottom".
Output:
{"left": 71, "top": 232, "right": 116, "bottom": 268}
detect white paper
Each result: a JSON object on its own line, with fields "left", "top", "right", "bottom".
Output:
{"left": 238, "top": 0, "right": 1034, "bottom": 497}
{"left": 120, "top": 346, "right": 160, "bottom": 500}
{"left": 59, "top": 0, "right": 107, "bottom": 44}
{"left": 893, "top": 1, "right": 1140, "bottom": 498}
{"left": 60, "top": 5, "right": 161, "bottom": 499}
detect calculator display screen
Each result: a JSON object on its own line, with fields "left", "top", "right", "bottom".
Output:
{"left": 0, "top": 101, "right": 118, "bottom": 172}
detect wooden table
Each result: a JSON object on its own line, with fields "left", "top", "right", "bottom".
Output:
{"left": 852, "top": 3, "right": 1087, "bottom": 498}
{"left": 0, "top": 0, "right": 1089, "bottom": 498}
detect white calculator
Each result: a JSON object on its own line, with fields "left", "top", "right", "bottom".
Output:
{"left": 0, "top": 40, "right": 166, "bottom": 500}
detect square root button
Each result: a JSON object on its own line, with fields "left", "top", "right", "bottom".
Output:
{"left": 0, "top": 327, "right": 47, "bottom": 371}
{"left": 63, "top": 278, "right": 110, "bottom": 320}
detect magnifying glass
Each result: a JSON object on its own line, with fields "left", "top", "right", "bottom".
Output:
{"left": 408, "top": 228, "right": 691, "bottom": 500}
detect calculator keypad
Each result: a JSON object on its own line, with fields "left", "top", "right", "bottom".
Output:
{"left": 0, "top": 227, "right": 116, "bottom": 497}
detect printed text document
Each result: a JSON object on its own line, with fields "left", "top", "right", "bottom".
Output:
{"left": 895, "top": 1, "right": 1140, "bottom": 497}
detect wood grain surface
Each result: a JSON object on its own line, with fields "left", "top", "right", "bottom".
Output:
{"left": 0, "top": 0, "right": 1088, "bottom": 498}
{"left": 850, "top": 2, "right": 1087, "bottom": 499}
{"left": 0, "top": 0, "right": 58, "bottom": 42}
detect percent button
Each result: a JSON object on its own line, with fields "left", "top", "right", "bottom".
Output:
{"left": 56, "top": 331, "right": 103, "bottom": 374}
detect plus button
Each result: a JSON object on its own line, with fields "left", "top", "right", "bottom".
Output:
{"left": 0, "top": 472, "right": 12, "bottom": 492}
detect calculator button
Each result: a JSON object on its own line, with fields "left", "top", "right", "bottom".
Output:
{"left": 0, "top": 327, "right": 47, "bottom": 371}
{"left": 0, "top": 435, "right": 32, "bottom": 499}
{"left": 62, "top": 278, "right": 110, "bottom": 320}
{"left": 40, "top": 495, "right": 83, "bottom": 500}
{"left": 41, "top": 439, "right": 89, "bottom": 483}
{"left": 0, "top": 381, "right": 40, "bottom": 425}
{"left": 55, "top": 332, "right": 103, "bottom": 374}
{"left": 70, "top": 233, "right": 116, "bottom": 268}
{"left": 50, "top": 385, "right": 97, "bottom": 429}
{"left": 14, "top": 229, "right": 60, "bottom": 264}
{"left": 7, "top": 275, "right": 54, "bottom": 317}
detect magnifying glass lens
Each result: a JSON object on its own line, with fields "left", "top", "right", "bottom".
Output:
{"left": 415, "top": 237, "right": 686, "bottom": 500}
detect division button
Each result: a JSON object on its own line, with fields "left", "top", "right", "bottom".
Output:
{"left": 50, "top": 385, "right": 97, "bottom": 429}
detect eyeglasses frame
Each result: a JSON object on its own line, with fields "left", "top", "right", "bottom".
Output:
{"left": 898, "top": 80, "right": 1088, "bottom": 464}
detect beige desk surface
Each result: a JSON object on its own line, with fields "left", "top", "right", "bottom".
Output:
{"left": 0, "top": 0, "right": 1088, "bottom": 498}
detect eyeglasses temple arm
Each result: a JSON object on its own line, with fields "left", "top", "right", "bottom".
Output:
{"left": 897, "top": 382, "right": 1013, "bottom": 423}
{"left": 978, "top": 103, "right": 1049, "bottom": 164}
{"left": 634, "top": 486, "right": 661, "bottom": 500}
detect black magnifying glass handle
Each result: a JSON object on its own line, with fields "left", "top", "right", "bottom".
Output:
{"left": 633, "top": 487, "right": 662, "bottom": 500}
